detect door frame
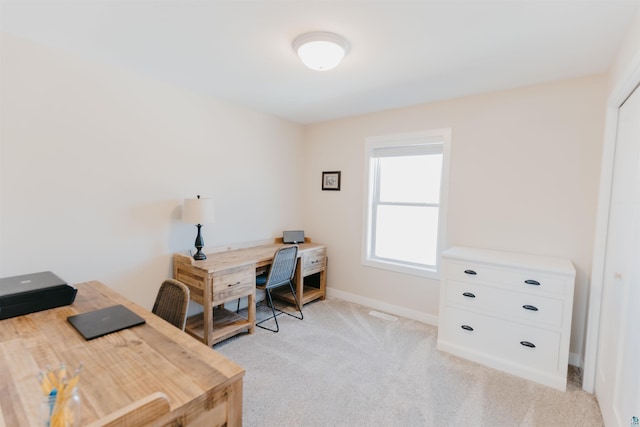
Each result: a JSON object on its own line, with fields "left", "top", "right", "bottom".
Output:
{"left": 583, "top": 54, "right": 640, "bottom": 393}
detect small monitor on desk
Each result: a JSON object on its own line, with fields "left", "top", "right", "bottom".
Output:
{"left": 283, "top": 230, "right": 305, "bottom": 244}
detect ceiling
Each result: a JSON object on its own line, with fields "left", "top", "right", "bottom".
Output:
{"left": 1, "top": 1, "right": 638, "bottom": 124}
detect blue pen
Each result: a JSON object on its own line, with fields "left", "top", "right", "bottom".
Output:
{"left": 47, "top": 388, "right": 57, "bottom": 426}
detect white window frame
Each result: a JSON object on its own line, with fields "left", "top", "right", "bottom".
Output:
{"left": 362, "top": 129, "right": 451, "bottom": 279}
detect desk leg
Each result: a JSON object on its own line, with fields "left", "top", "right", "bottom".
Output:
{"left": 319, "top": 266, "right": 327, "bottom": 300}
{"left": 203, "top": 278, "right": 213, "bottom": 346}
{"left": 228, "top": 377, "right": 243, "bottom": 427}
{"left": 294, "top": 261, "right": 304, "bottom": 305}
{"left": 248, "top": 289, "right": 256, "bottom": 334}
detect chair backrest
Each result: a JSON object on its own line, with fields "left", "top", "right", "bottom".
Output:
{"left": 265, "top": 246, "right": 299, "bottom": 289}
{"left": 152, "top": 279, "right": 190, "bottom": 331}
{"left": 87, "top": 392, "right": 170, "bottom": 427}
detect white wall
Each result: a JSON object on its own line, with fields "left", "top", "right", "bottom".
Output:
{"left": 0, "top": 30, "right": 610, "bottom": 365}
{"left": 0, "top": 32, "right": 304, "bottom": 308}
{"left": 607, "top": 8, "right": 640, "bottom": 94}
{"left": 303, "top": 75, "right": 607, "bottom": 363}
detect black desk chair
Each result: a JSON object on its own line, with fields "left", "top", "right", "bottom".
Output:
{"left": 256, "top": 246, "right": 303, "bottom": 332}
{"left": 152, "top": 279, "right": 190, "bottom": 331}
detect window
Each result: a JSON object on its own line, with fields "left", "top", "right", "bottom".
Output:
{"left": 362, "top": 129, "right": 450, "bottom": 278}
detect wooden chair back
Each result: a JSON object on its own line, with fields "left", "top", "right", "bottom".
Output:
{"left": 87, "top": 392, "right": 170, "bottom": 427}
{"left": 152, "top": 279, "right": 190, "bottom": 330}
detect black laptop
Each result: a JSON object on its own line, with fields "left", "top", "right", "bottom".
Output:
{"left": 67, "top": 304, "right": 145, "bottom": 340}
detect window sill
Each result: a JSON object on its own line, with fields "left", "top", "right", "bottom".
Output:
{"left": 361, "top": 258, "right": 440, "bottom": 280}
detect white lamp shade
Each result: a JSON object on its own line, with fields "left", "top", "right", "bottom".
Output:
{"left": 182, "top": 197, "right": 215, "bottom": 225}
{"left": 293, "top": 32, "right": 349, "bottom": 71}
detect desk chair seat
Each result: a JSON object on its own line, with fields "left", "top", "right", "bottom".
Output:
{"left": 256, "top": 246, "right": 303, "bottom": 332}
{"left": 152, "top": 279, "right": 190, "bottom": 331}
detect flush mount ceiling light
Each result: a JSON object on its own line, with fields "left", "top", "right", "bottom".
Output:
{"left": 292, "top": 31, "right": 349, "bottom": 71}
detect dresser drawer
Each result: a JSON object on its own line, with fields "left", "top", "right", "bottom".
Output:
{"left": 446, "top": 280, "right": 565, "bottom": 328}
{"left": 442, "top": 307, "right": 561, "bottom": 373}
{"left": 446, "top": 261, "right": 568, "bottom": 296}
{"left": 303, "top": 247, "right": 326, "bottom": 276}
{"left": 495, "top": 319, "right": 562, "bottom": 373}
{"left": 211, "top": 266, "right": 255, "bottom": 304}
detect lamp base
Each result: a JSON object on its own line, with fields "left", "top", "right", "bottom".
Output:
{"left": 192, "top": 224, "right": 207, "bottom": 260}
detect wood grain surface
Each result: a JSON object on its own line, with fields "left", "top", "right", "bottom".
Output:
{"left": 0, "top": 281, "right": 244, "bottom": 426}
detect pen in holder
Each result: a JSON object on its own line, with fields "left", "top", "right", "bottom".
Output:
{"left": 38, "top": 363, "right": 82, "bottom": 427}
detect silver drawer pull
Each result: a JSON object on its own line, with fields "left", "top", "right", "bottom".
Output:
{"left": 522, "top": 304, "right": 538, "bottom": 311}
{"left": 227, "top": 281, "right": 241, "bottom": 287}
{"left": 520, "top": 341, "right": 536, "bottom": 348}
{"left": 462, "top": 292, "right": 476, "bottom": 298}
{"left": 464, "top": 270, "right": 477, "bottom": 275}
{"left": 524, "top": 279, "right": 540, "bottom": 286}
{"left": 461, "top": 325, "right": 474, "bottom": 331}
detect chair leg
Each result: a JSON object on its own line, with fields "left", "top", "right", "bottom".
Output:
{"left": 268, "top": 283, "right": 303, "bottom": 321}
{"left": 256, "top": 289, "right": 280, "bottom": 333}
{"left": 270, "top": 282, "right": 304, "bottom": 320}
{"left": 286, "top": 282, "right": 303, "bottom": 320}
{"left": 255, "top": 281, "right": 304, "bottom": 332}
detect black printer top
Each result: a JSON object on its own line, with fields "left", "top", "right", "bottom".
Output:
{"left": 0, "top": 271, "right": 68, "bottom": 297}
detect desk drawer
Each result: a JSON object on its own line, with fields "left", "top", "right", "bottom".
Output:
{"left": 212, "top": 266, "right": 255, "bottom": 304}
{"left": 303, "top": 248, "right": 326, "bottom": 275}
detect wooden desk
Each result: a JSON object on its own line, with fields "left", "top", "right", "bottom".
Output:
{"left": 174, "top": 240, "right": 327, "bottom": 346}
{"left": 0, "top": 281, "right": 244, "bottom": 426}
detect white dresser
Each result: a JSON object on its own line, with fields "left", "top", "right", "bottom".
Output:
{"left": 437, "top": 246, "right": 576, "bottom": 391}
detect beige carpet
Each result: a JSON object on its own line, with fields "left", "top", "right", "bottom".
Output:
{"left": 214, "top": 297, "right": 603, "bottom": 427}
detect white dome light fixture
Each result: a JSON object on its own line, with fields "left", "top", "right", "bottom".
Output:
{"left": 292, "top": 31, "right": 349, "bottom": 71}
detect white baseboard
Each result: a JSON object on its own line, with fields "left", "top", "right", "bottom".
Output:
{"left": 326, "top": 287, "right": 439, "bottom": 326}
{"left": 569, "top": 352, "right": 583, "bottom": 368}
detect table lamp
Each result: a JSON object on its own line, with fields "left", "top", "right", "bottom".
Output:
{"left": 182, "top": 195, "right": 215, "bottom": 260}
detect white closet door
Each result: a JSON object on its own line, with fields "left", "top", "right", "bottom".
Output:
{"left": 596, "top": 84, "right": 640, "bottom": 426}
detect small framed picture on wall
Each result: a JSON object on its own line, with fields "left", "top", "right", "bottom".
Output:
{"left": 322, "top": 171, "right": 341, "bottom": 191}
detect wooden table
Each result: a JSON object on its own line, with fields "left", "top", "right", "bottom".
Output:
{"left": 174, "top": 240, "right": 327, "bottom": 346}
{"left": 0, "top": 281, "right": 244, "bottom": 426}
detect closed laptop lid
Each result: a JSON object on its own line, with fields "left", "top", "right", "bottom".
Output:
{"left": 67, "top": 304, "right": 145, "bottom": 340}
{"left": 0, "top": 271, "right": 68, "bottom": 297}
